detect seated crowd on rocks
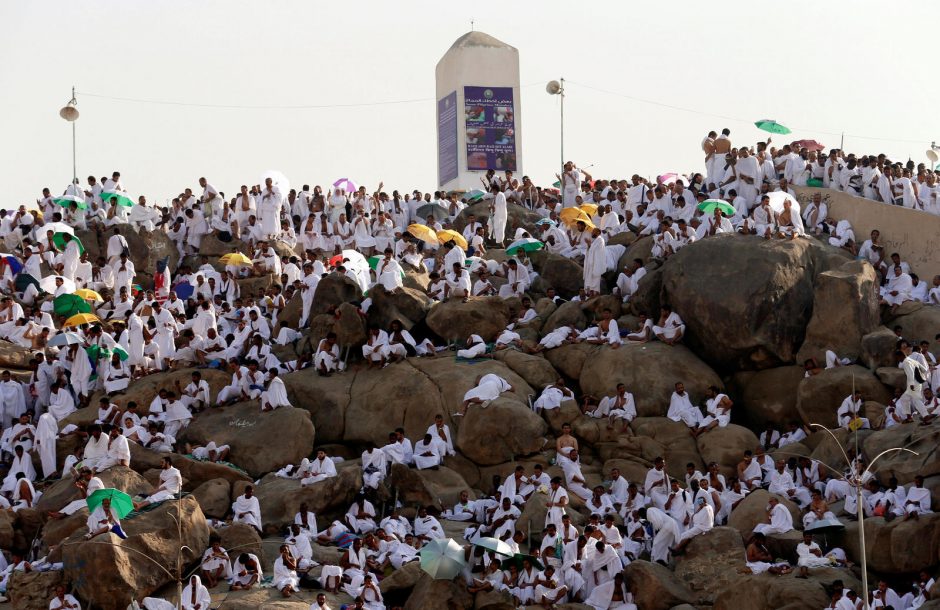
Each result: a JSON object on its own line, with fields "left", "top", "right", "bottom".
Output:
{"left": 0, "top": 144, "right": 937, "bottom": 610}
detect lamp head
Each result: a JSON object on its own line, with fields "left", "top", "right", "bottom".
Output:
{"left": 546, "top": 80, "right": 561, "bottom": 95}
{"left": 60, "top": 98, "right": 79, "bottom": 122}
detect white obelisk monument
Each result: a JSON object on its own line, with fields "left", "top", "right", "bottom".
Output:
{"left": 435, "top": 31, "right": 522, "bottom": 192}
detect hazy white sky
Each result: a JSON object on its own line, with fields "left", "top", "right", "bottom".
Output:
{"left": 2, "top": 0, "right": 939, "bottom": 208}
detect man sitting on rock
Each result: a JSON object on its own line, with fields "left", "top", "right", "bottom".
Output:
{"left": 666, "top": 382, "right": 703, "bottom": 436}
{"left": 753, "top": 496, "right": 794, "bottom": 536}
{"left": 133, "top": 457, "right": 182, "bottom": 511}
{"left": 231, "top": 485, "right": 262, "bottom": 533}
{"left": 651, "top": 304, "right": 684, "bottom": 345}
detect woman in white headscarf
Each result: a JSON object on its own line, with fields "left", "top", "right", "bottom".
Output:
{"left": 180, "top": 574, "right": 211, "bottom": 610}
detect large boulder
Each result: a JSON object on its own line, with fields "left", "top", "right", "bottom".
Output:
{"left": 403, "top": 571, "right": 474, "bottom": 610}
{"left": 661, "top": 235, "right": 848, "bottom": 372}
{"left": 623, "top": 560, "right": 697, "bottom": 610}
{"left": 62, "top": 496, "right": 209, "bottom": 610}
{"left": 860, "top": 326, "right": 901, "bottom": 370}
{"left": 9, "top": 570, "right": 62, "bottom": 610}
{"left": 695, "top": 425, "right": 760, "bottom": 479}
{"left": 0, "top": 342, "right": 34, "bottom": 370}
{"left": 492, "top": 350, "right": 558, "bottom": 390}
{"left": 425, "top": 297, "right": 511, "bottom": 342}
{"left": 367, "top": 284, "right": 432, "bottom": 329}
{"left": 176, "top": 402, "right": 315, "bottom": 478}
{"left": 796, "top": 260, "right": 880, "bottom": 365}
{"left": 727, "top": 366, "right": 805, "bottom": 429}
{"left": 713, "top": 570, "right": 853, "bottom": 610}
{"left": 388, "top": 463, "right": 473, "bottom": 508}
{"left": 836, "top": 514, "right": 940, "bottom": 574}
{"left": 198, "top": 232, "right": 246, "bottom": 257}
{"left": 217, "top": 523, "right": 264, "bottom": 565}
{"left": 629, "top": 418, "right": 704, "bottom": 479}
{"left": 312, "top": 274, "right": 363, "bottom": 315}
{"left": 890, "top": 302, "right": 940, "bottom": 347}
{"left": 796, "top": 365, "right": 892, "bottom": 428}
{"left": 455, "top": 397, "right": 548, "bottom": 465}
{"left": 282, "top": 369, "right": 350, "bottom": 443}
{"left": 192, "top": 478, "right": 232, "bottom": 519}
{"left": 541, "top": 301, "right": 588, "bottom": 334}
{"left": 254, "top": 466, "right": 362, "bottom": 531}
{"left": 672, "top": 526, "right": 745, "bottom": 603}
{"left": 862, "top": 421, "right": 940, "bottom": 484}
{"left": 342, "top": 358, "right": 535, "bottom": 453}
{"left": 547, "top": 343, "right": 722, "bottom": 417}
{"left": 530, "top": 251, "right": 584, "bottom": 298}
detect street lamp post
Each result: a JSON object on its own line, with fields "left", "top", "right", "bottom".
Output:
{"left": 809, "top": 423, "right": 917, "bottom": 610}
{"left": 546, "top": 78, "right": 565, "bottom": 180}
{"left": 59, "top": 86, "right": 79, "bottom": 182}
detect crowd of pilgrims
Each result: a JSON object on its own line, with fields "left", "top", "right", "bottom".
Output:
{"left": 0, "top": 133, "right": 938, "bottom": 608}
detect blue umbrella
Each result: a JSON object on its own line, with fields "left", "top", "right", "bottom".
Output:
{"left": 173, "top": 281, "right": 194, "bottom": 300}
{"left": 534, "top": 218, "right": 557, "bottom": 227}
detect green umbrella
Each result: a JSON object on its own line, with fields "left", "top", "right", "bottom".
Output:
{"left": 87, "top": 488, "right": 134, "bottom": 519}
{"left": 53, "top": 294, "right": 92, "bottom": 317}
{"left": 505, "top": 238, "right": 544, "bottom": 255}
{"left": 51, "top": 232, "right": 85, "bottom": 254}
{"left": 501, "top": 553, "right": 544, "bottom": 571}
{"left": 53, "top": 196, "right": 88, "bottom": 210}
{"left": 754, "top": 119, "right": 791, "bottom": 135}
{"left": 419, "top": 537, "right": 467, "bottom": 580}
{"left": 696, "top": 199, "right": 736, "bottom": 216}
{"left": 101, "top": 192, "right": 135, "bottom": 207}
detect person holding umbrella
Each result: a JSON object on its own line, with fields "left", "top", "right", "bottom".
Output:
{"left": 84, "top": 495, "right": 127, "bottom": 540}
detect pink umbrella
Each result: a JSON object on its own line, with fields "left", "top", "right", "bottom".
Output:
{"left": 332, "top": 178, "right": 357, "bottom": 192}
{"left": 657, "top": 173, "right": 679, "bottom": 186}
{"left": 793, "top": 139, "right": 825, "bottom": 152}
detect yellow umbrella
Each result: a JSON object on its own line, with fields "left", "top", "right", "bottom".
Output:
{"left": 407, "top": 223, "right": 440, "bottom": 245}
{"left": 559, "top": 208, "right": 592, "bottom": 226}
{"left": 73, "top": 288, "right": 103, "bottom": 302}
{"left": 579, "top": 203, "right": 599, "bottom": 216}
{"left": 219, "top": 252, "right": 253, "bottom": 266}
{"left": 64, "top": 313, "right": 100, "bottom": 328}
{"left": 436, "top": 229, "right": 468, "bottom": 250}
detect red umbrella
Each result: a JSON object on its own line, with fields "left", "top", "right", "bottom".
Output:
{"left": 793, "top": 139, "right": 825, "bottom": 152}
{"left": 329, "top": 254, "right": 344, "bottom": 267}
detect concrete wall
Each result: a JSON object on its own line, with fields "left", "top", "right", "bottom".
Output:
{"left": 435, "top": 32, "right": 522, "bottom": 192}
{"left": 794, "top": 186, "right": 940, "bottom": 280}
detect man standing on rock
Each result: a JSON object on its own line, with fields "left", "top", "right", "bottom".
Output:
{"left": 545, "top": 476, "right": 569, "bottom": 531}
{"left": 582, "top": 228, "right": 606, "bottom": 297}
{"left": 644, "top": 457, "right": 670, "bottom": 509}
{"left": 900, "top": 340, "right": 930, "bottom": 421}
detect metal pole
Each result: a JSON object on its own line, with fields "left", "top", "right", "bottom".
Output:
{"left": 559, "top": 78, "right": 565, "bottom": 177}
{"left": 857, "top": 478, "right": 869, "bottom": 610}
{"left": 71, "top": 86, "right": 77, "bottom": 182}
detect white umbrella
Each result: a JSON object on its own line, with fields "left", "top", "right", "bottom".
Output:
{"left": 340, "top": 249, "right": 371, "bottom": 293}
{"left": 34, "top": 222, "right": 74, "bottom": 245}
{"left": 39, "top": 275, "right": 76, "bottom": 294}
{"left": 48, "top": 332, "right": 84, "bottom": 347}
{"left": 765, "top": 191, "right": 801, "bottom": 215}
{"left": 260, "top": 170, "right": 291, "bottom": 197}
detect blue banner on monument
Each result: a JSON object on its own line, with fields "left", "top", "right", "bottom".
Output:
{"left": 464, "top": 86, "right": 516, "bottom": 172}
{"left": 437, "top": 91, "right": 458, "bottom": 185}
